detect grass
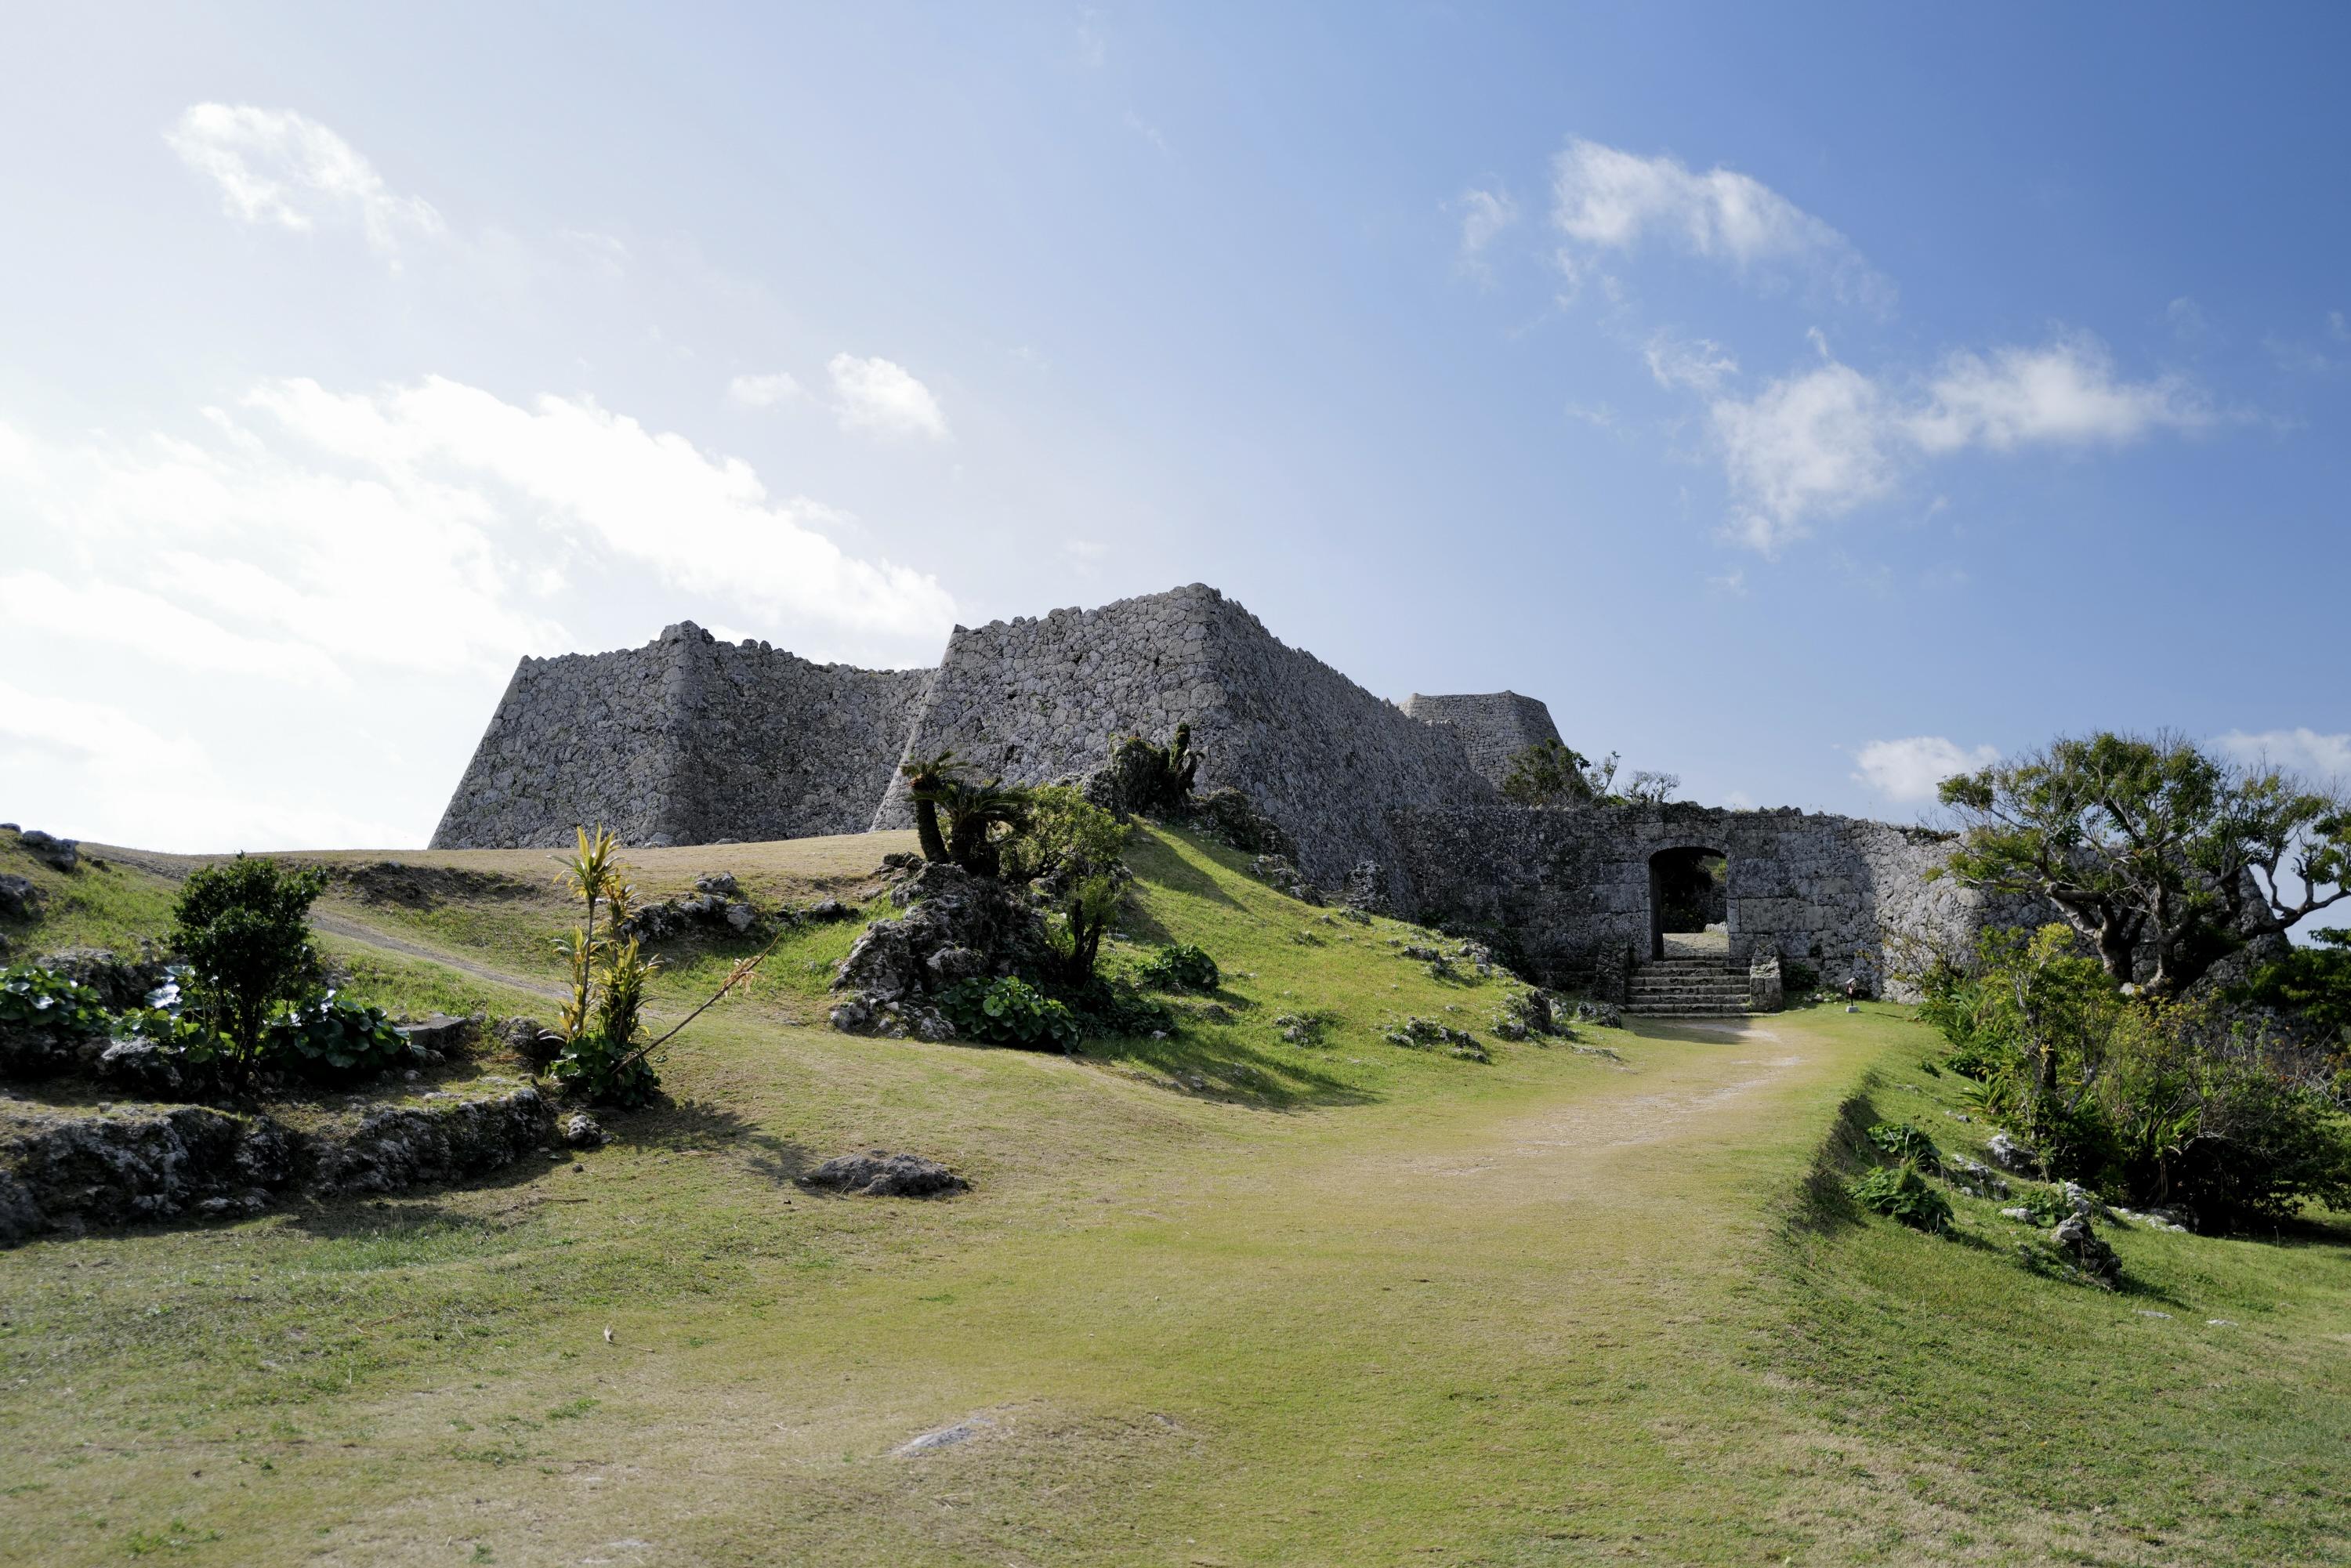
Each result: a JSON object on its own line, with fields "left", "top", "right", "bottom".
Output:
{"left": 0, "top": 824, "right": 2346, "bottom": 1562}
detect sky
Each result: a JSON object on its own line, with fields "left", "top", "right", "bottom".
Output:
{"left": 2, "top": 2, "right": 2346, "bottom": 853}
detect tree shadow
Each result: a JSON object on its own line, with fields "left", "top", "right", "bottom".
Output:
{"left": 1082, "top": 1029, "right": 1377, "bottom": 1112}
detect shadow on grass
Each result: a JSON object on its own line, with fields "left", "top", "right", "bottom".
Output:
{"left": 600, "top": 1095, "right": 819, "bottom": 1186}
{"left": 1124, "top": 828, "right": 1251, "bottom": 914}
{"left": 1085, "top": 1028, "right": 1377, "bottom": 1111}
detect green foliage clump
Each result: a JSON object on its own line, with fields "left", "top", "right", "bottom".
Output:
{"left": 939, "top": 975, "right": 1080, "bottom": 1052}
{"left": 1103, "top": 723, "right": 1199, "bottom": 815}
{"left": 1937, "top": 730, "right": 2351, "bottom": 1000}
{"left": 0, "top": 963, "right": 111, "bottom": 1039}
{"left": 266, "top": 993, "right": 417, "bottom": 1083}
{"left": 1848, "top": 1161, "right": 1954, "bottom": 1233}
{"left": 1918, "top": 923, "right": 2351, "bottom": 1231}
{"left": 1865, "top": 1121, "right": 1940, "bottom": 1169}
{"left": 171, "top": 856, "right": 328, "bottom": 1090}
{"left": 544, "top": 1030, "right": 662, "bottom": 1108}
{"left": 1136, "top": 943, "right": 1219, "bottom": 992}
{"left": 1500, "top": 741, "right": 1607, "bottom": 806}
{"left": 1005, "top": 785, "right": 1130, "bottom": 987}
{"left": 901, "top": 753, "right": 1032, "bottom": 875}
{"left": 2234, "top": 928, "right": 2351, "bottom": 1042}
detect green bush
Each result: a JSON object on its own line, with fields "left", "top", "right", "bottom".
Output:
{"left": 1865, "top": 1121, "right": 1940, "bottom": 1169}
{"left": 171, "top": 856, "right": 328, "bottom": 1090}
{"left": 544, "top": 1032, "right": 661, "bottom": 1108}
{"left": 1136, "top": 943, "right": 1219, "bottom": 992}
{"left": 1849, "top": 1162, "right": 1953, "bottom": 1233}
{"left": 939, "top": 976, "right": 1080, "bottom": 1052}
{"left": 0, "top": 964, "right": 111, "bottom": 1039}
{"left": 1915, "top": 925, "right": 2351, "bottom": 1231}
{"left": 266, "top": 993, "right": 417, "bottom": 1082}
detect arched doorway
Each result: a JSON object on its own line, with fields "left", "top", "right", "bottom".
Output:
{"left": 1646, "top": 846, "right": 1728, "bottom": 961}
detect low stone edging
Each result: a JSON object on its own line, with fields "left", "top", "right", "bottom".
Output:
{"left": 0, "top": 1083, "right": 555, "bottom": 1245}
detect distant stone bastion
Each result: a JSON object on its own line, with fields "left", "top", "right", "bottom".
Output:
{"left": 431, "top": 582, "right": 2008, "bottom": 991}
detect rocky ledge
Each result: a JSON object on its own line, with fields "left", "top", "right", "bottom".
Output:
{"left": 0, "top": 1083, "right": 555, "bottom": 1244}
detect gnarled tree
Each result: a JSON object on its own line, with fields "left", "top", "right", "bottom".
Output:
{"left": 1936, "top": 731, "right": 2349, "bottom": 999}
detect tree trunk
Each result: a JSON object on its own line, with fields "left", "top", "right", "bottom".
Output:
{"left": 913, "top": 798, "right": 947, "bottom": 863}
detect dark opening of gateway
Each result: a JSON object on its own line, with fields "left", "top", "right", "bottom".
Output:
{"left": 1647, "top": 846, "right": 1728, "bottom": 960}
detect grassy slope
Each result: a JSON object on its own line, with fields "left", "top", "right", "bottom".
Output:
{"left": 0, "top": 827, "right": 2343, "bottom": 1564}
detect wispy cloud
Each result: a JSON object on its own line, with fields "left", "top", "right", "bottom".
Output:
{"left": 726, "top": 371, "right": 803, "bottom": 409}
{"left": 1454, "top": 185, "right": 1520, "bottom": 279}
{"left": 1853, "top": 736, "right": 2000, "bottom": 802}
{"left": 1707, "top": 333, "right": 2210, "bottom": 554}
{"left": 827, "top": 354, "right": 951, "bottom": 441}
{"left": 1643, "top": 329, "right": 1739, "bottom": 393}
{"left": 2215, "top": 727, "right": 2351, "bottom": 784}
{"left": 165, "top": 103, "right": 445, "bottom": 261}
{"left": 1123, "top": 110, "right": 1172, "bottom": 159}
{"left": 1551, "top": 138, "right": 1892, "bottom": 310}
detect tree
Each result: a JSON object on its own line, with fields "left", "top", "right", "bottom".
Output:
{"left": 171, "top": 855, "right": 328, "bottom": 1090}
{"left": 1103, "top": 723, "right": 1199, "bottom": 814}
{"left": 1004, "top": 784, "right": 1130, "bottom": 986}
{"left": 1500, "top": 741, "right": 1610, "bottom": 806}
{"left": 1937, "top": 732, "right": 2350, "bottom": 999}
{"left": 898, "top": 751, "right": 960, "bottom": 863}
{"left": 1624, "top": 769, "right": 1680, "bottom": 806}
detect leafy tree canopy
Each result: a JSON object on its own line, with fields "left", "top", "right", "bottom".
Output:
{"left": 1937, "top": 731, "right": 2350, "bottom": 999}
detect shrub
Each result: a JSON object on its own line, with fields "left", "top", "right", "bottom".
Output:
{"left": 2233, "top": 927, "right": 2351, "bottom": 1040}
{"left": 1003, "top": 786, "right": 1130, "bottom": 987}
{"left": 938, "top": 976, "right": 1080, "bottom": 1052}
{"left": 170, "top": 856, "right": 329, "bottom": 1090}
{"left": 1136, "top": 943, "right": 1219, "bottom": 992}
{"left": 266, "top": 993, "right": 417, "bottom": 1083}
{"left": 1915, "top": 923, "right": 2351, "bottom": 1231}
{"left": 1865, "top": 1121, "right": 1940, "bottom": 1169}
{"left": 0, "top": 964, "right": 111, "bottom": 1040}
{"left": 1849, "top": 1161, "right": 1953, "bottom": 1233}
{"left": 544, "top": 1030, "right": 661, "bottom": 1108}
{"left": 1101, "top": 724, "right": 1198, "bottom": 816}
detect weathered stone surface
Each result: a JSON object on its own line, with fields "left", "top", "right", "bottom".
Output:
{"left": 1986, "top": 1132, "right": 2041, "bottom": 1175}
{"left": 802, "top": 1149, "right": 966, "bottom": 1197}
{"left": 828, "top": 864, "right": 1051, "bottom": 1041}
{"left": 1382, "top": 800, "right": 2049, "bottom": 998}
{"left": 35, "top": 947, "right": 172, "bottom": 1011}
{"left": 396, "top": 1013, "right": 474, "bottom": 1055}
{"left": 0, "top": 875, "right": 41, "bottom": 922}
{"left": 870, "top": 586, "right": 1497, "bottom": 884}
{"left": 1399, "top": 692, "right": 1562, "bottom": 789}
{"left": 0, "top": 1085, "right": 556, "bottom": 1244}
{"left": 16, "top": 830, "right": 78, "bottom": 872}
{"left": 431, "top": 622, "right": 933, "bottom": 849}
{"left": 2051, "top": 1214, "right": 2120, "bottom": 1286}
{"left": 561, "top": 1111, "right": 606, "bottom": 1148}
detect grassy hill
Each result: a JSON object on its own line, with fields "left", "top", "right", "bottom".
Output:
{"left": 2, "top": 825, "right": 2348, "bottom": 1564}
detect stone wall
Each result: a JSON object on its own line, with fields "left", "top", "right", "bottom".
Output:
{"left": 1384, "top": 800, "right": 2043, "bottom": 998}
{"left": 871, "top": 585, "right": 1496, "bottom": 882}
{"left": 432, "top": 623, "right": 930, "bottom": 849}
{"left": 1400, "top": 692, "right": 1563, "bottom": 789}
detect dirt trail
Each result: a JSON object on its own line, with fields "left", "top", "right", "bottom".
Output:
{"left": 90, "top": 843, "right": 570, "bottom": 1005}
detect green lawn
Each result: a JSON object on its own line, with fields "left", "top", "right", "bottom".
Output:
{"left": 2, "top": 825, "right": 2346, "bottom": 1563}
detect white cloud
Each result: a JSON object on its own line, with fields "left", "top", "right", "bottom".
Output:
{"left": 1644, "top": 330, "right": 1739, "bottom": 393}
{"left": 827, "top": 354, "right": 951, "bottom": 441}
{"left": 0, "top": 572, "right": 350, "bottom": 690}
{"left": 1904, "top": 338, "right": 2208, "bottom": 454}
{"left": 1123, "top": 111, "right": 1172, "bottom": 159}
{"left": 1712, "top": 360, "right": 1896, "bottom": 554}
{"left": 1703, "top": 334, "right": 2209, "bottom": 553}
{"left": 1551, "top": 138, "right": 1890, "bottom": 308}
{"left": 726, "top": 371, "right": 804, "bottom": 409}
{"left": 165, "top": 103, "right": 445, "bottom": 259}
{"left": 1854, "top": 737, "right": 1999, "bottom": 802}
{"left": 2215, "top": 728, "right": 2351, "bottom": 784}
{"left": 1456, "top": 186, "right": 1520, "bottom": 277}
{"left": 0, "top": 679, "right": 403, "bottom": 851}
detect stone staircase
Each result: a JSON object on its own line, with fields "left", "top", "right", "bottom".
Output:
{"left": 1625, "top": 954, "right": 1751, "bottom": 1016}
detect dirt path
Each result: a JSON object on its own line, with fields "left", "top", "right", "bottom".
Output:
{"left": 92, "top": 842, "right": 571, "bottom": 1005}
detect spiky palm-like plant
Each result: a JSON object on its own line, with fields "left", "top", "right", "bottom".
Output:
{"left": 899, "top": 751, "right": 961, "bottom": 863}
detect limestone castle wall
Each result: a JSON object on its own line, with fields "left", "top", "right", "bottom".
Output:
{"left": 1383, "top": 801, "right": 2038, "bottom": 997}
{"left": 871, "top": 585, "right": 1497, "bottom": 882}
{"left": 430, "top": 624, "right": 930, "bottom": 849}
{"left": 1399, "top": 692, "right": 1563, "bottom": 790}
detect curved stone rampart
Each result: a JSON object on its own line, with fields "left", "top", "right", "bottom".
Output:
{"left": 1400, "top": 692, "right": 1563, "bottom": 789}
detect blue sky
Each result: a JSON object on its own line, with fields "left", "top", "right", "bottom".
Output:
{"left": 2, "top": 3, "right": 2346, "bottom": 850}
